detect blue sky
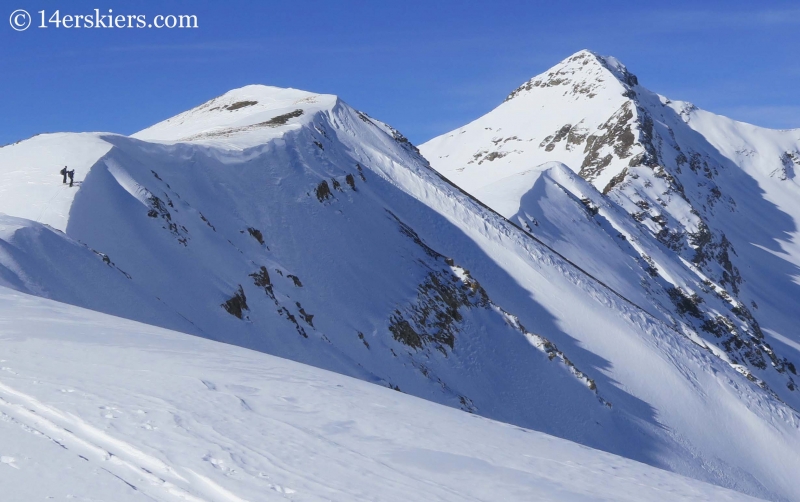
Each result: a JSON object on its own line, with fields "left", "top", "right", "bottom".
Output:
{"left": 1, "top": 0, "right": 797, "bottom": 146}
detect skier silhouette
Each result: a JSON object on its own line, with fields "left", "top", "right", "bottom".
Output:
{"left": 60, "top": 166, "right": 68, "bottom": 184}
{"left": 68, "top": 170, "right": 75, "bottom": 187}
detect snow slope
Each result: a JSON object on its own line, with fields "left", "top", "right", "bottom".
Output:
{"left": 1, "top": 84, "right": 799, "bottom": 499}
{"left": 0, "top": 286, "right": 761, "bottom": 502}
{"left": 422, "top": 49, "right": 800, "bottom": 409}
{"left": 0, "top": 133, "right": 112, "bottom": 231}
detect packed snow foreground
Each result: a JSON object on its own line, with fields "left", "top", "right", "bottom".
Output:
{"left": 0, "top": 53, "right": 799, "bottom": 500}
{"left": 0, "top": 288, "right": 758, "bottom": 501}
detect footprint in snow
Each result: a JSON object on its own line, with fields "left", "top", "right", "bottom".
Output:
{"left": 100, "top": 405, "right": 121, "bottom": 419}
{"left": 270, "top": 484, "right": 296, "bottom": 494}
{"left": 1, "top": 456, "right": 19, "bottom": 469}
{"left": 203, "top": 455, "right": 237, "bottom": 475}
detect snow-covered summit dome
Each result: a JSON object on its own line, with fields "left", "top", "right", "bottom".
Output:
{"left": 133, "top": 84, "right": 339, "bottom": 147}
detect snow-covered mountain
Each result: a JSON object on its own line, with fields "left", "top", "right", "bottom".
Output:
{"left": 1, "top": 81, "right": 799, "bottom": 499}
{"left": 0, "top": 287, "right": 759, "bottom": 501}
{"left": 422, "top": 49, "right": 800, "bottom": 409}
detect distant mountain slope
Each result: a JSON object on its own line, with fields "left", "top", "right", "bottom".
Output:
{"left": 422, "top": 49, "right": 800, "bottom": 408}
{"left": 0, "top": 286, "right": 760, "bottom": 502}
{"left": 0, "top": 83, "right": 798, "bottom": 500}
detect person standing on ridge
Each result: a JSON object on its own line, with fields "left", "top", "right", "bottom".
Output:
{"left": 68, "top": 169, "right": 75, "bottom": 187}
{"left": 60, "top": 166, "right": 68, "bottom": 184}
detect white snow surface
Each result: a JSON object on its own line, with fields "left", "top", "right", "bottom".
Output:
{"left": 0, "top": 133, "right": 113, "bottom": 231}
{"left": 421, "top": 52, "right": 800, "bottom": 372}
{"left": 133, "top": 85, "right": 334, "bottom": 149}
{"left": 422, "top": 48, "right": 800, "bottom": 409}
{"left": 0, "top": 82, "right": 799, "bottom": 500}
{"left": 0, "top": 287, "right": 760, "bottom": 502}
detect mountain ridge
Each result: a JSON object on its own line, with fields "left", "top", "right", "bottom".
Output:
{"left": 1, "top": 68, "right": 799, "bottom": 499}
{"left": 422, "top": 49, "right": 800, "bottom": 407}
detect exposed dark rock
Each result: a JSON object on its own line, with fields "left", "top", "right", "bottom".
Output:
{"left": 199, "top": 213, "right": 216, "bottom": 231}
{"left": 388, "top": 265, "right": 491, "bottom": 356}
{"left": 296, "top": 302, "right": 314, "bottom": 327}
{"left": 641, "top": 255, "right": 659, "bottom": 277}
{"left": 250, "top": 266, "right": 271, "bottom": 287}
{"left": 314, "top": 180, "right": 332, "bottom": 202}
{"left": 387, "top": 127, "right": 421, "bottom": 155}
{"left": 226, "top": 101, "right": 258, "bottom": 111}
{"left": 478, "top": 151, "right": 507, "bottom": 164}
{"left": 345, "top": 173, "right": 357, "bottom": 191}
{"left": 459, "top": 395, "right": 476, "bottom": 413}
{"left": 247, "top": 227, "right": 265, "bottom": 245}
{"left": 388, "top": 315, "right": 423, "bottom": 349}
{"left": 581, "top": 102, "right": 636, "bottom": 182}
{"left": 387, "top": 211, "right": 443, "bottom": 259}
{"left": 222, "top": 285, "right": 249, "bottom": 319}
{"left": 505, "top": 80, "right": 535, "bottom": 102}
{"left": 602, "top": 168, "right": 628, "bottom": 194}
{"left": 258, "top": 109, "right": 303, "bottom": 127}
{"left": 145, "top": 193, "right": 188, "bottom": 246}
{"left": 543, "top": 124, "right": 572, "bottom": 151}
{"left": 277, "top": 306, "right": 307, "bottom": 338}
{"left": 579, "top": 198, "right": 599, "bottom": 216}
{"left": 501, "top": 310, "right": 609, "bottom": 406}
{"left": 668, "top": 287, "right": 703, "bottom": 319}
{"left": 773, "top": 152, "right": 799, "bottom": 180}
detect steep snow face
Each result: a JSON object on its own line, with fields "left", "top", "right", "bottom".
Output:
{"left": 421, "top": 50, "right": 800, "bottom": 409}
{"left": 1, "top": 84, "right": 800, "bottom": 499}
{"left": 0, "top": 287, "right": 760, "bottom": 502}
{"left": 0, "top": 214, "right": 197, "bottom": 334}
{"left": 668, "top": 102, "right": 800, "bottom": 342}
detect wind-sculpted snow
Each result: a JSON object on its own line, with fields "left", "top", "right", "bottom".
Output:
{"left": 0, "top": 288, "right": 762, "bottom": 501}
{"left": 0, "top": 83, "right": 799, "bottom": 499}
{"left": 0, "top": 133, "right": 113, "bottom": 231}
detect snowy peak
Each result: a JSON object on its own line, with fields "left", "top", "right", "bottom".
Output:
{"left": 421, "top": 50, "right": 648, "bottom": 195}
{"left": 422, "top": 50, "right": 800, "bottom": 418}
{"left": 504, "top": 50, "right": 638, "bottom": 104}
{"left": 133, "top": 84, "right": 338, "bottom": 147}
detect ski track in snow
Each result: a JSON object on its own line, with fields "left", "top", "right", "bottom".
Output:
{"left": 0, "top": 379, "right": 216, "bottom": 502}
{"left": 0, "top": 288, "right": 762, "bottom": 501}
